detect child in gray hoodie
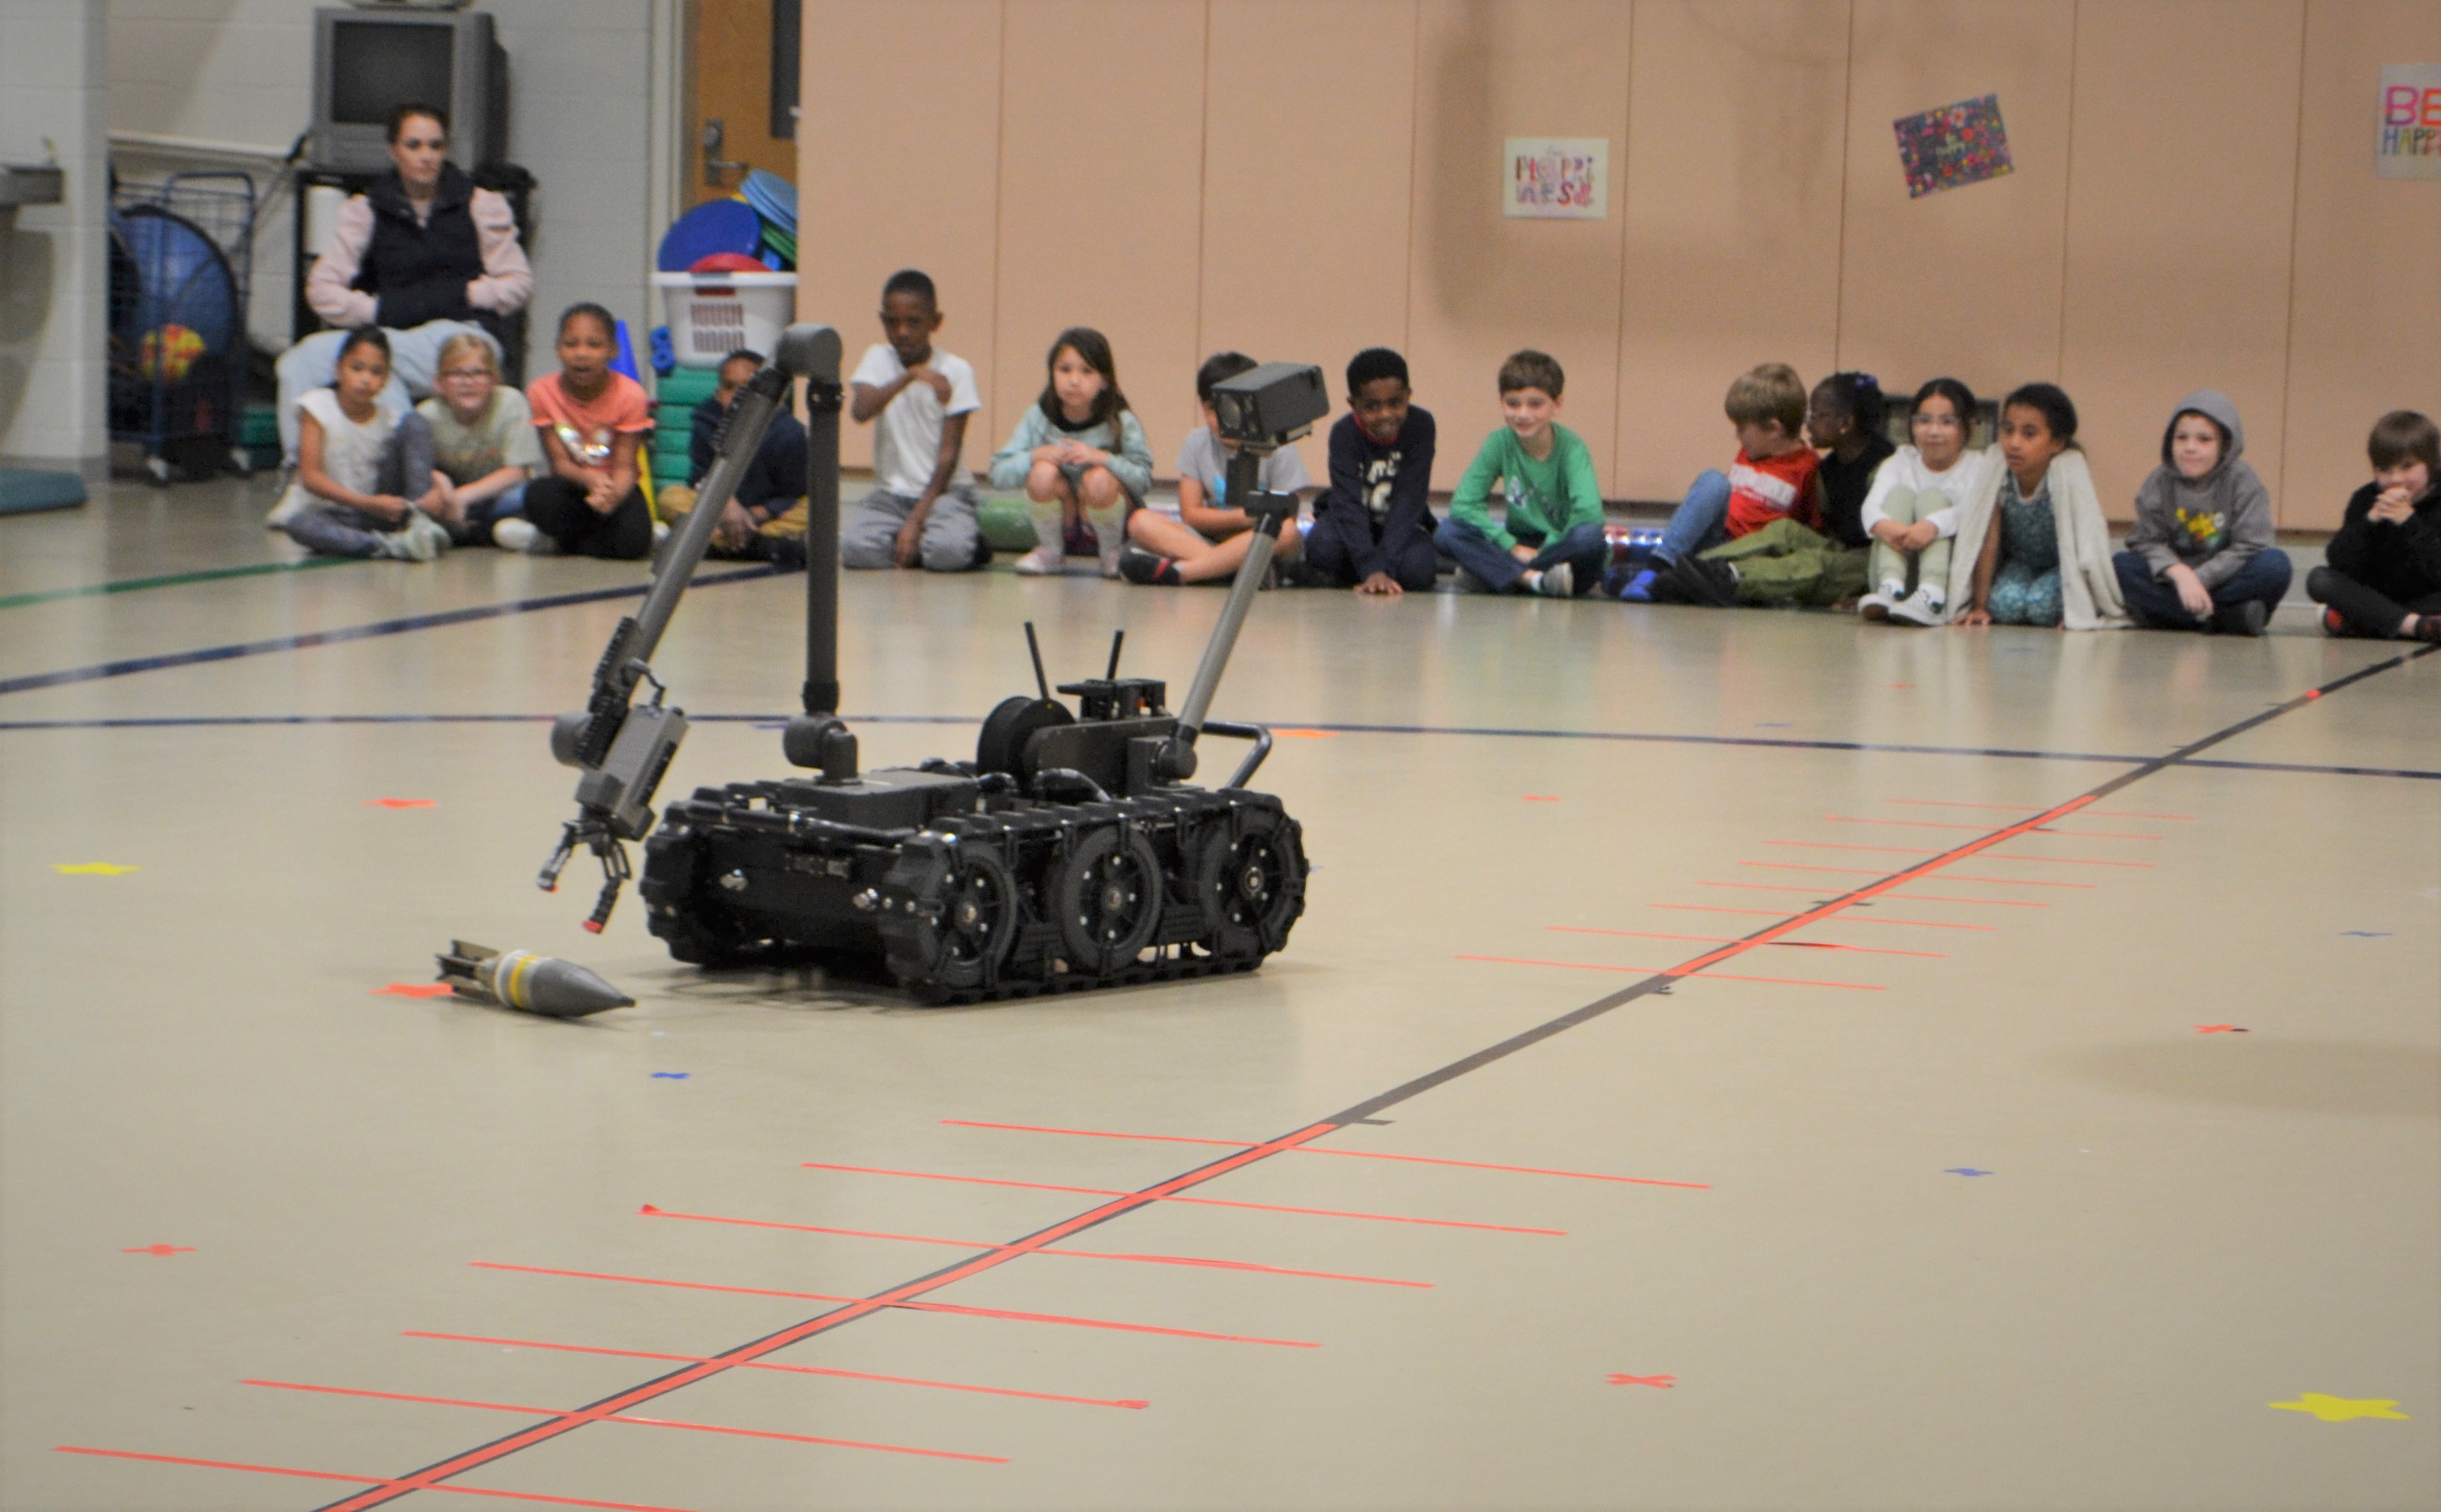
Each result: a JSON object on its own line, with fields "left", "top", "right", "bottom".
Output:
{"left": 2112, "top": 389, "right": 2291, "bottom": 636}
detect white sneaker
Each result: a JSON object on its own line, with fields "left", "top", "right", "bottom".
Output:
{"left": 1535, "top": 561, "right": 1574, "bottom": 597}
{"left": 491, "top": 517, "right": 540, "bottom": 553}
{"left": 1092, "top": 516, "right": 1127, "bottom": 579}
{"left": 264, "top": 478, "right": 307, "bottom": 528}
{"left": 380, "top": 513, "right": 448, "bottom": 562}
{"left": 1888, "top": 586, "right": 1947, "bottom": 626}
{"left": 1012, "top": 543, "right": 1062, "bottom": 576}
{"left": 1859, "top": 578, "right": 1905, "bottom": 621}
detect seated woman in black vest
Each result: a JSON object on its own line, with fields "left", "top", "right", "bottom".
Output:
{"left": 271, "top": 103, "right": 534, "bottom": 517}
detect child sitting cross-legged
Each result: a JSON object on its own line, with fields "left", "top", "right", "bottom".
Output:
{"left": 1118, "top": 351, "right": 1312, "bottom": 586}
{"left": 2112, "top": 389, "right": 2290, "bottom": 636}
{"left": 1619, "top": 363, "right": 1846, "bottom": 608}
{"left": 416, "top": 332, "right": 543, "bottom": 550}
{"left": 278, "top": 325, "right": 452, "bottom": 561}
{"left": 989, "top": 327, "right": 1155, "bottom": 578}
{"left": 657, "top": 347, "right": 812, "bottom": 568}
{"left": 1433, "top": 349, "right": 1606, "bottom": 597}
{"left": 1858, "top": 377, "right": 1998, "bottom": 625}
{"left": 2308, "top": 409, "right": 2441, "bottom": 643}
{"left": 1303, "top": 347, "right": 1440, "bottom": 595}
{"left": 841, "top": 269, "right": 984, "bottom": 572}
{"left": 522, "top": 302, "right": 656, "bottom": 560}
{"left": 1948, "top": 383, "right": 2126, "bottom": 630}
{"left": 1808, "top": 371, "right": 1896, "bottom": 552}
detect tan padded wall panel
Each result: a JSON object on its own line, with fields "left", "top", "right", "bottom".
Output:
{"left": 1406, "top": 0, "right": 1634, "bottom": 494}
{"left": 1615, "top": 1, "right": 1851, "bottom": 502}
{"left": 1198, "top": 0, "right": 1416, "bottom": 487}
{"left": 795, "top": 0, "right": 1004, "bottom": 472}
{"left": 2060, "top": 1, "right": 2306, "bottom": 521}
{"left": 1837, "top": 1, "right": 2076, "bottom": 411}
{"left": 990, "top": 0, "right": 1208, "bottom": 470}
{"left": 2279, "top": 0, "right": 2441, "bottom": 530}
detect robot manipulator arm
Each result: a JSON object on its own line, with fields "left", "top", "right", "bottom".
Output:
{"left": 536, "top": 335, "right": 839, "bottom": 930}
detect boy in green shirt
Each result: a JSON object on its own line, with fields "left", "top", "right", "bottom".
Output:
{"left": 1433, "top": 349, "right": 1608, "bottom": 596}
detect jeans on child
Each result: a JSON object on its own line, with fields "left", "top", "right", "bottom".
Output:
{"left": 1865, "top": 486, "right": 1956, "bottom": 596}
{"left": 1434, "top": 516, "right": 1607, "bottom": 593}
{"left": 1304, "top": 505, "right": 1440, "bottom": 590}
{"left": 281, "top": 412, "right": 437, "bottom": 558}
{"left": 1653, "top": 470, "right": 1731, "bottom": 567}
{"left": 274, "top": 321, "right": 498, "bottom": 464}
{"left": 2112, "top": 548, "right": 2292, "bottom": 630}
{"left": 450, "top": 480, "right": 528, "bottom": 546}
{"left": 841, "top": 485, "right": 984, "bottom": 571}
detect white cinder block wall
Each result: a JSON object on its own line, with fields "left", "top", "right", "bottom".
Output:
{"left": 1, "top": 0, "right": 110, "bottom": 479}
{"left": 106, "top": 0, "right": 677, "bottom": 375}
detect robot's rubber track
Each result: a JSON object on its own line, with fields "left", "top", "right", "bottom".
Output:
{"left": 639, "top": 779, "right": 1308, "bottom": 1005}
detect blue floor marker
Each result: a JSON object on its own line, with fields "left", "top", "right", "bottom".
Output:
{"left": 649, "top": 1071, "right": 690, "bottom": 1080}
{"left": 1944, "top": 1167, "right": 1993, "bottom": 1177}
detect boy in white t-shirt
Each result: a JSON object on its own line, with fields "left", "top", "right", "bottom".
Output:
{"left": 841, "top": 269, "right": 986, "bottom": 572}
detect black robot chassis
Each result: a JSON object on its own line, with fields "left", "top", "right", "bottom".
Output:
{"left": 538, "top": 329, "right": 1323, "bottom": 1004}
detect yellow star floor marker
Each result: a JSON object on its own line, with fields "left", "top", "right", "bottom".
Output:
{"left": 2268, "top": 1394, "right": 2410, "bottom": 1422}
{"left": 51, "top": 863, "right": 139, "bottom": 876}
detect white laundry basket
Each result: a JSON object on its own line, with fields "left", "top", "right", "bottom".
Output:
{"left": 654, "top": 271, "right": 798, "bottom": 368}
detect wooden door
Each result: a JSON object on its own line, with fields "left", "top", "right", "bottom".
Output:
{"left": 687, "top": 0, "right": 798, "bottom": 206}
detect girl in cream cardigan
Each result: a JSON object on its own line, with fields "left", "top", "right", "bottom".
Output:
{"left": 1948, "top": 383, "right": 2127, "bottom": 631}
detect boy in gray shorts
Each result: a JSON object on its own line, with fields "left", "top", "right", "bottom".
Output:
{"left": 842, "top": 269, "right": 986, "bottom": 571}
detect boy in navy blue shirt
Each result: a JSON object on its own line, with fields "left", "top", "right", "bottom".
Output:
{"left": 660, "top": 347, "right": 809, "bottom": 565}
{"left": 1304, "top": 348, "right": 1440, "bottom": 595}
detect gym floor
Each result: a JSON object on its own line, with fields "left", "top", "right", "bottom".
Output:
{"left": 3, "top": 476, "right": 2435, "bottom": 1512}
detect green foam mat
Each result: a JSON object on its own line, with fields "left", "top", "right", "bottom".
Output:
{"left": 976, "top": 493, "right": 1039, "bottom": 553}
{"left": 653, "top": 367, "right": 721, "bottom": 405}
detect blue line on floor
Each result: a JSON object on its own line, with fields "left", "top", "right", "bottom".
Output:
{"left": 0, "top": 567, "right": 775, "bottom": 698}
{"left": 3, "top": 710, "right": 2431, "bottom": 781}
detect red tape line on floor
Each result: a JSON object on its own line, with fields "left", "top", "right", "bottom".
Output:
{"left": 468, "top": 1262, "right": 1318, "bottom": 1347}
{"left": 306, "top": 1122, "right": 1347, "bottom": 1511}
{"left": 241, "top": 1379, "right": 1002, "bottom": 1463}
{"left": 797, "top": 1162, "right": 1565, "bottom": 1234}
{"left": 635, "top": 1204, "right": 1433, "bottom": 1288}
{"left": 1695, "top": 881, "right": 2047, "bottom": 907}
{"left": 403, "top": 1332, "right": 1148, "bottom": 1409}
{"left": 939, "top": 1120, "right": 1710, "bottom": 1189}
{"left": 51, "top": 1447, "right": 699, "bottom": 1512}
{"left": 1456, "top": 954, "right": 1884, "bottom": 991}
{"left": 1548, "top": 926, "right": 1945, "bottom": 959}
{"left": 1654, "top": 904, "right": 1995, "bottom": 930}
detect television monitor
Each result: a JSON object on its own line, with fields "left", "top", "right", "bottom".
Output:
{"left": 310, "top": 8, "right": 509, "bottom": 174}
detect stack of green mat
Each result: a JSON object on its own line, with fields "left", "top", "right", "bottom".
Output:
{"left": 650, "top": 366, "right": 720, "bottom": 491}
{"left": 239, "top": 403, "right": 281, "bottom": 472}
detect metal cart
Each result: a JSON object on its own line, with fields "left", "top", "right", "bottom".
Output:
{"left": 108, "top": 170, "right": 259, "bottom": 483}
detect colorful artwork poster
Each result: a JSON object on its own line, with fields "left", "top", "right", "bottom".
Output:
{"left": 1504, "top": 137, "right": 1608, "bottom": 219}
{"left": 1892, "top": 94, "right": 2014, "bottom": 198}
{"left": 2378, "top": 64, "right": 2441, "bottom": 179}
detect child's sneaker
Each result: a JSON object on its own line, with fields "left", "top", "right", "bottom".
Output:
{"left": 492, "top": 517, "right": 541, "bottom": 553}
{"left": 1535, "top": 561, "right": 1574, "bottom": 597}
{"left": 1453, "top": 566, "right": 1491, "bottom": 593}
{"left": 1859, "top": 578, "right": 1906, "bottom": 621}
{"left": 1118, "top": 546, "right": 1181, "bottom": 586}
{"left": 1667, "top": 554, "right": 1738, "bottom": 608}
{"left": 2318, "top": 606, "right": 2359, "bottom": 638}
{"left": 1616, "top": 565, "right": 1660, "bottom": 602}
{"left": 1012, "top": 543, "right": 1063, "bottom": 575}
{"left": 2211, "top": 599, "right": 2267, "bottom": 637}
{"left": 381, "top": 513, "right": 450, "bottom": 562}
{"left": 1887, "top": 585, "right": 1946, "bottom": 625}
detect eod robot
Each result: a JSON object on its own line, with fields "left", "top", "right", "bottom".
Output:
{"left": 539, "top": 324, "right": 1319, "bottom": 1003}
